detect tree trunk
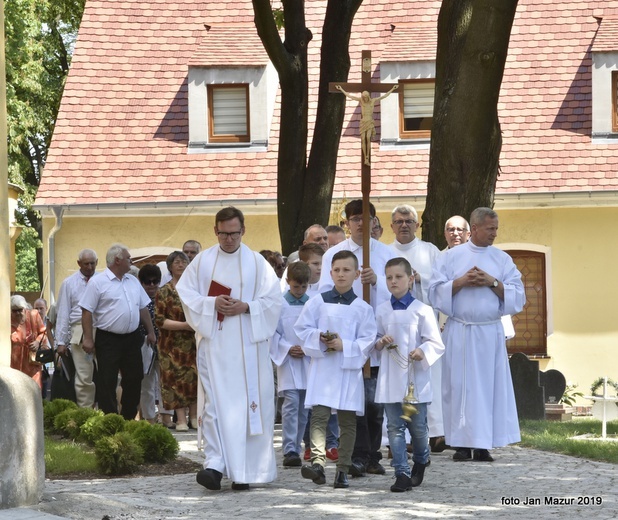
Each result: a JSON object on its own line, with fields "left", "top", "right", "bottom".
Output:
{"left": 254, "top": 0, "right": 362, "bottom": 255}
{"left": 422, "top": 0, "right": 518, "bottom": 249}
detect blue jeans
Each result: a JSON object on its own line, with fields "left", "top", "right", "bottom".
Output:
{"left": 281, "top": 389, "right": 309, "bottom": 455}
{"left": 303, "top": 409, "right": 339, "bottom": 449}
{"left": 384, "top": 402, "right": 429, "bottom": 477}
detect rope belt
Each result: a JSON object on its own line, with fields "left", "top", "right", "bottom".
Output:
{"left": 447, "top": 316, "right": 501, "bottom": 427}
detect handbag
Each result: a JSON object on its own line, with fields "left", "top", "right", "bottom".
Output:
{"left": 33, "top": 346, "right": 55, "bottom": 365}
{"left": 27, "top": 318, "right": 53, "bottom": 366}
{"left": 50, "top": 352, "right": 77, "bottom": 402}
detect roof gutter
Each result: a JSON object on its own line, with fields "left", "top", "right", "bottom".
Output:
{"left": 47, "top": 206, "right": 64, "bottom": 304}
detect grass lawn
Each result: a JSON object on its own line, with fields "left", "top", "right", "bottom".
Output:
{"left": 45, "top": 437, "right": 98, "bottom": 476}
{"left": 519, "top": 418, "right": 618, "bottom": 464}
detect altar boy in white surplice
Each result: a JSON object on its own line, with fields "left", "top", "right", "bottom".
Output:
{"left": 294, "top": 250, "right": 376, "bottom": 490}
{"left": 177, "top": 207, "right": 282, "bottom": 492}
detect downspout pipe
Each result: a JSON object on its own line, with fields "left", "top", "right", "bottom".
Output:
{"left": 47, "top": 206, "right": 64, "bottom": 304}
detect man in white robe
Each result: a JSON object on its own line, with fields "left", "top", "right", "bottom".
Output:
{"left": 389, "top": 204, "right": 444, "bottom": 446}
{"left": 429, "top": 207, "right": 525, "bottom": 462}
{"left": 177, "top": 207, "right": 282, "bottom": 491}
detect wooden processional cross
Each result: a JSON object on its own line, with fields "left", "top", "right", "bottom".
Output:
{"left": 329, "top": 50, "right": 398, "bottom": 303}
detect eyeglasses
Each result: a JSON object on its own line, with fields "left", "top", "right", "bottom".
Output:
{"left": 446, "top": 227, "right": 468, "bottom": 234}
{"left": 216, "top": 230, "right": 242, "bottom": 239}
{"left": 347, "top": 216, "right": 366, "bottom": 224}
{"left": 142, "top": 279, "right": 160, "bottom": 286}
{"left": 392, "top": 219, "right": 416, "bottom": 227}
{"left": 11, "top": 308, "right": 25, "bottom": 313}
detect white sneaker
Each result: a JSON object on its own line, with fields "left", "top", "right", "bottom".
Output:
{"left": 176, "top": 423, "right": 189, "bottom": 432}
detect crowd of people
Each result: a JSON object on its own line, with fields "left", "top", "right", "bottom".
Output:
{"left": 9, "top": 203, "right": 524, "bottom": 494}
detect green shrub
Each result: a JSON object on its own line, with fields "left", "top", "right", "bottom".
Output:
{"left": 53, "top": 408, "right": 103, "bottom": 440}
{"left": 80, "top": 413, "right": 126, "bottom": 445}
{"left": 129, "top": 422, "right": 179, "bottom": 463}
{"left": 94, "top": 431, "right": 144, "bottom": 475}
{"left": 43, "top": 399, "right": 78, "bottom": 431}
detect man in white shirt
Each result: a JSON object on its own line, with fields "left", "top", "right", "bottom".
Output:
{"left": 79, "top": 244, "right": 155, "bottom": 419}
{"left": 55, "top": 249, "right": 99, "bottom": 407}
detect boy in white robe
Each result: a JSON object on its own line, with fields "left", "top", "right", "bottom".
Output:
{"left": 294, "top": 250, "right": 376, "bottom": 489}
{"left": 271, "top": 262, "right": 312, "bottom": 468}
{"left": 374, "top": 258, "right": 444, "bottom": 492}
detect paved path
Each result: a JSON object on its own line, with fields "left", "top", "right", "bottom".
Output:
{"left": 1, "top": 427, "right": 615, "bottom": 520}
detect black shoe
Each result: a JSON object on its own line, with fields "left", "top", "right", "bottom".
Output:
{"left": 231, "top": 482, "right": 250, "bottom": 491}
{"left": 453, "top": 448, "right": 472, "bottom": 461}
{"left": 333, "top": 470, "right": 349, "bottom": 489}
{"left": 390, "top": 474, "right": 413, "bottom": 492}
{"left": 196, "top": 468, "right": 222, "bottom": 490}
{"left": 283, "top": 452, "right": 302, "bottom": 467}
{"left": 473, "top": 449, "right": 494, "bottom": 462}
{"left": 429, "top": 436, "right": 449, "bottom": 453}
{"left": 301, "top": 463, "right": 326, "bottom": 485}
{"left": 410, "top": 462, "right": 427, "bottom": 487}
{"left": 348, "top": 460, "right": 366, "bottom": 477}
{"left": 366, "top": 460, "right": 386, "bottom": 475}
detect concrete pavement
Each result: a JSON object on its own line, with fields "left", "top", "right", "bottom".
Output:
{"left": 1, "top": 426, "right": 615, "bottom": 520}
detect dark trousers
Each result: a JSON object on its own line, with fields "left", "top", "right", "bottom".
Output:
{"left": 95, "top": 329, "right": 144, "bottom": 420}
{"left": 352, "top": 367, "right": 384, "bottom": 464}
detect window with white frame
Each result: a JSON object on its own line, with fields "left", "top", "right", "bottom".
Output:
{"left": 207, "top": 84, "right": 250, "bottom": 143}
{"left": 399, "top": 80, "right": 434, "bottom": 139}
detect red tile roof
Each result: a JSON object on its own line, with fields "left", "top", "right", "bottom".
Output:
{"left": 36, "top": 0, "right": 618, "bottom": 208}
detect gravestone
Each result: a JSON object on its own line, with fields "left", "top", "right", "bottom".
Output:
{"left": 539, "top": 369, "right": 566, "bottom": 403}
{"left": 509, "top": 352, "right": 545, "bottom": 420}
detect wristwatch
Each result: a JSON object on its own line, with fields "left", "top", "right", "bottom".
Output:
{"left": 492, "top": 279, "right": 499, "bottom": 288}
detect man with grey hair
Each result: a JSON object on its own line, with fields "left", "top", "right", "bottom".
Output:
{"left": 182, "top": 239, "right": 202, "bottom": 262}
{"left": 429, "top": 208, "right": 525, "bottom": 462}
{"left": 55, "top": 248, "right": 99, "bottom": 407}
{"left": 79, "top": 244, "right": 156, "bottom": 418}
{"left": 444, "top": 215, "right": 470, "bottom": 249}
{"left": 389, "top": 205, "right": 440, "bottom": 304}
{"left": 287, "top": 224, "right": 329, "bottom": 263}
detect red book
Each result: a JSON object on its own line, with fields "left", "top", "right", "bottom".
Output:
{"left": 208, "top": 280, "right": 232, "bottom": 323}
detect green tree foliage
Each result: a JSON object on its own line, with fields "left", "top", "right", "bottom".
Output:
{"left": 4, "top": 0, "right": 85, "bottom": 284}
{"left": 14, "top": 226, "right": 41, "bottom": 291}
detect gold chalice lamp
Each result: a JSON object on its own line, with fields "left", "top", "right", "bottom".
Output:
{"left": 400, "top": 382, "right": 419, "bottom": 422}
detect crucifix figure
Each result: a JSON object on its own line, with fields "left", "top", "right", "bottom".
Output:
{"left": 335, "top": 85, "right": 398, "bottom": 166}
{"left": 329, "top": 50, "right": 398, "bottom": 304}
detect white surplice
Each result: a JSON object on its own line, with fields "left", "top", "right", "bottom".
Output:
{"left": 428, "top": 241, "right": 525, "bottom": 449}
{"left": 294, "top": 296, "right": 377, "bottom": 414}
{"left": 176, "top": 243, "right": 282, "bottom": 484}
{"left": 374, "top": 299, "right": 444, "bottom": 405}
{"left": 389, "top": 238, "right": 444, "bottom": 436}
{"left": 270, "top": 300, "right": 310, "bottom": 392}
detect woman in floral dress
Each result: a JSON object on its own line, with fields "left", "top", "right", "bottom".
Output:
{"left": 155, "top": 251, "right": 198, "bottom": 431}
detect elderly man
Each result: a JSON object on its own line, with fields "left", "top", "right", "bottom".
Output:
{"left": 55, "top": 249, "right": 99, "bottom": 408}
{"left": 429, "top": 208, "right": 525, "bottom": 462}
{"left": 444, "top": 216, "right": 470, "bottom": 249}
{"left": 177, "top": 207, "right": 282, "bottom": 492}
{"left": 319, "top": 199, "right": 396, "bottom": 477}
{"left": 79, "top": 244, "right": 156, "bottom": 419}
{"left": 183, "top": 239, "right": 202, "bottom": 262}
{"left": 287, "top": 224, "right": 329, "bottom": 263}
{"left": 389, "top": 205, "right": 440, "bottom": 304}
